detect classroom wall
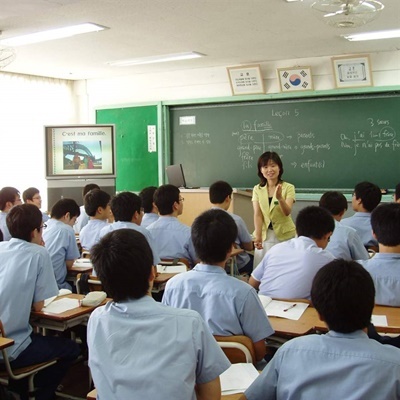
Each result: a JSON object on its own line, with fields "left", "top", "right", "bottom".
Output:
{"left": 76, "top": 51, "right": 400, "bottom": 121}
{"left": 0, "top": 71, "right": 77, "bottom": 211}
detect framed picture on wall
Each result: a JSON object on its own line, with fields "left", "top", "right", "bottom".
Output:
{"left": 277, "top": 67, "right": 313, "bottom": 92}
{"left": 227, "top": 64, "right": 265, "bottom": 95}
{"left": 332, "top": 54, "right": 373, "bottom": 88}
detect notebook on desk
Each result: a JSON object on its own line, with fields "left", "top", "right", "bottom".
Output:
{"left": 258, "top": 295, "right": 309, "bottom": 320}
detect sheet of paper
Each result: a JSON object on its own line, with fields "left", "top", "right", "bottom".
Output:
{"left": 43, "top": 298, "right": 80, "bottom": 314}
{"left": 73, "top": 259, "right": 93, "bottom": 267}
{"left": 220, "top": 363, "right": 259, "bottom": 394}
{"left": 371, "top": 314, "right": 388, "bottom": 327}
{"left": 44, "top": 296, "right": 57, "bottom": 307}
{"left": 258, "top": 295, "right": 308, "bottom": 320}
{"left": 156, "top": 265, "right": 186, "bottom": 273}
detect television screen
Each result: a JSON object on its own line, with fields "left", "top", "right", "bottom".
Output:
{"left": 45, "top": 125, "right": 116, "bottom": 179}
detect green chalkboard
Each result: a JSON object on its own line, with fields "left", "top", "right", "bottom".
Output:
{"left": 96, "top": 106, "right": 158, "bottom": 191}
{"left": 170, "top": 93, "right": 400, "bottom": 190}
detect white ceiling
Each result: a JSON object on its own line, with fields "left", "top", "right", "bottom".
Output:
{"left": 0, "top": 0, "right": 399, "bottom": 81}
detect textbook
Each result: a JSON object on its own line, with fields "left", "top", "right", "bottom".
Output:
{"left": 258, "top": 295, "right": 309, "bottom": 320}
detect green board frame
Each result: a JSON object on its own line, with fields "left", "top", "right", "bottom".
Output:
{"left": 96, "top": 106, "right": 158, "bottom": 191}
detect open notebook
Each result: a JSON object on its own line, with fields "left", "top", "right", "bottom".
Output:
{"left": 258, "top": 295, "right": 309, "bottom": 320}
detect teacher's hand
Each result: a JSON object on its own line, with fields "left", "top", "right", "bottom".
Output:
{"left": 275, "top": 184, "right": 283, "bottom": 200}
{"left": 254, "top": 240, "right": 263, "bottom": 250}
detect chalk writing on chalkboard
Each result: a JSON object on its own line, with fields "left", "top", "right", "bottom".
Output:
{"left": 171, "top": 94, "right": 400, "bottom": 189}
{"left": 231, "top": 117, "right": 398, "bottom": 172}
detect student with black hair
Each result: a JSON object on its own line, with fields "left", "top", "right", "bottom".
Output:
{"left": 73, "top": 183, "right": 100, "bottom": 234}
{"left": 241, "top": 260, "right": 400, "bottom": 400}
{"left": 357, "top": 203, "right": 400, "bottom": 306}
{"left": 163, "top": 209, "right": 274, "bottom": 362}
{"left": 0, "top": 204, "right": 80, "bottom": 399}
{"left": 87, "top": 229, "right": 230, "bottom": 400}
{"left": 22, "top": 187, "right": 49, "bottom": 222}
{"left": 249, "top": 206, "right": 335, "bottom": 300}
{"left": 0, "top": 186, "right": 22, "bottom": 241}
{"left": 79, "top": 189, "right": 111, "bottom": 251}
{"left": 319, "top": 191, "right": 368, "bottom": 260}
{"left": 147, "top": 184, "right": 196, "bottom": 266}
{"left": 99, "top": 191, "right": 160, "bottom": 265}
{"left": 341, "top": 181, "right": 382, "bottom": 249}
{"left": 139, "top": 186, "right": 159, "bottom": 228}
{"left": 43, "top": 198, "right": 81, "bottom": 290}
{"left": 209, "top": 180, "right": 254, "bottom": 274}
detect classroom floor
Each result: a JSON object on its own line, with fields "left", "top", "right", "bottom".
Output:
{"left": 55, "top": 359, "right": 91, "bottom": 400}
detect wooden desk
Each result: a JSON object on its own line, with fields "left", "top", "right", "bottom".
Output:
{"left": 86, "top": 388, "right": 243, "bottom": 399}
{"left": 313, "top": 304, "right": 400, "bottom": 334}
{"left": 269, "top": 307, "right": 318, "bottom": 337}
{"left": 0, "top": 337, "right": 14, "bottom": 350}
{"left": 30, "top": 293, "right": 106, "bottom": 332}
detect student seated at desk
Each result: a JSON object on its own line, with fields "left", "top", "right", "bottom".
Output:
{"left": 0, "top": 204, "right": 80, "bottom": 400}
{"left": 43, "top": 199, "right": 81, "bottom": 290}
{"left": 209, "top": 180, "right": 254, "bottom": 275}
{"left": 88, "top": 229, "right": 230, "bottom": 400}
{"left": 79, "top": 189, "right": 111, "bottom": 251}
{"left": 146, "top": 184, "right": 197, "bottom": 267}
{"left": 22, "top": 187, "right": 49, "bottom": 222}
{"left": 241, "top": 260, "right": 400, "bottom": 400}
{"left": 162, "top": 209, "right": 274, "bottom": 362}
{"left": 139, "top": 185, "right": 159, "bottom": 228}
{"left": 73, "top": 183, "right": 100, "bottom": 234}
{"left": 341, "top": 181, "right": 382, "bottom": 250}
{"left": 319, "top": 191, "right": 368, "bottom": 261}
{"left": 0, "top": 186, "right": 22, "bottom": 241}
{"left": 249, "top": 206, "right": 335, "bottom": 300}
{"left": 357, "top": 203, "right": 400, "bottom": 306}
{"left": 99, "top": 191, "right": 160, "bottom": 266}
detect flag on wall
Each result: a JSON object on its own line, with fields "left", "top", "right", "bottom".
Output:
{"left": 277, "top": 67, "right": 313, "bottom": 92}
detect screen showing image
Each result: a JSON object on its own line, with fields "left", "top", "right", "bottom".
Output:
{"left": 45, "top": 125, "right": 116, "bottom": 178}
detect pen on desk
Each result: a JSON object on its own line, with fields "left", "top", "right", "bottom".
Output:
{"left": 283, "top": 303, "right": 297, "bottom": 312}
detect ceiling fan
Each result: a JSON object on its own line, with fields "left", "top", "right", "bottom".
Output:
{"left": 311, "top": 0, "right": 385, "bottom": 28}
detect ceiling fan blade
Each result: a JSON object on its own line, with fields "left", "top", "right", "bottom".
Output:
{"left": 324, "top": 9, "right": 347, "bottom": 17}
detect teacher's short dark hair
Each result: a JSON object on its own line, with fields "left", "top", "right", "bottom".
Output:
{"left": 91, "top": 229, "right": 153, "bottom": 301}
{"left": 311, "top": 259, "right": 375, "bottom": 333}
{"left": 257, "top": 152, "right": 284, "bottom": 187}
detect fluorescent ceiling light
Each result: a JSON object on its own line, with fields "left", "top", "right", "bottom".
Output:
{"left": 108, "top": 52, "right": 205, "bottom": 67}
{"left": 342, "top": 29, "right": 400, "bottom": 41}
{"left": 0, "top": 23, "right": 107, "bottom": 46}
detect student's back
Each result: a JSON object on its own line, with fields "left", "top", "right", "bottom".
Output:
{"left": 88, "top": 229, "right": 230, "bottom": 400}
{"left": 249, "top": 206, "right": 335, "bottom": 300}
{"left": 341, "top": 181, "right": 381, "bottom": 248}
{"left": 147, "top": 185, "right": 196, "bottom": 265}
{"left": 319, "top": 191, "right": 368, "bottom": 261}
{"left": 163, "top": 209, "right": 274, "bottom": 362}
{"left": 79, "top": 189, "right": 111, "bottom": 251}
{"left": 357, "top": 203, "right": 400, "bottom": 306}
{"left": 242, "top": 260, "right": 400, "bottom": 400}
{"left": 43, "top": 199, "right": 80, "bottom": 290}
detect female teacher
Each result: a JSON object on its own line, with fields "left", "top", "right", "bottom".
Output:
{"left": 252, "top": 151, "right": 296, "bottom": 267}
